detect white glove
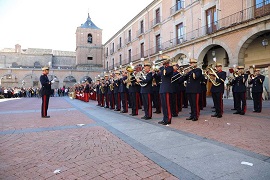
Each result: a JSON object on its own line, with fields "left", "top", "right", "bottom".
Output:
{"left": 51, "top": 80, "right": 55, "bottom": 84}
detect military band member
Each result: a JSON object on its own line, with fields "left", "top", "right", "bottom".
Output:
{"left": 40, "top": 66, "right": 53, "bottom": 118}
{"left": 200, "top": 72, "right": 207, "bottom": 110}
{"left": 129, "top": 69, "right": 140, "bottom": 116}
{"left": 95, "top": 79, "right": 101, "bottom": 106}
{"left": 158, "top": 58, "right": 174, "bottom": 125}
{"left": 99, "top": 78, "right": 105, "bottom": 107}
{"left": 210, "top": 63, "right": 226, "bottom": 118}
{"left": 137, "top": 63, "right": 153, "bottom": 120}
{"left": 248, "top": 69, "right": 265, "bottom": 113}
{"left": 104, "top": 75, "right": 110, "bottom": 108}
{"left": 119, "top": 70, "right": 128, "bottom": 113}
{"left": 181, "top": 59, "right": 202, "bottom": 121}
{"left": 108, "top": 74, "right": 115, "bottom": 109}
{"left": 84, "top": 80, "right": 90, "bottom": 102}
{"left": 113, "top": 71, "right": 121, "bottom": 111}
{"left": 232, "top": 66, "right": 248, "bottom": 115}
{"left": 152, "top": 69, "right": 161, "bottom": 114}
{"left": 171, "top": 62, "right": 180, "bottom": 117}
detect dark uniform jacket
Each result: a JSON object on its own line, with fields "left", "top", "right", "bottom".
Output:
{"left": 210, "top": 71, "right": 226, "bottom": 93}
{"left": 172, "top": 71, "right": 180, "bottom": 93}
{"left": 84, "top": 84, "right": 90, "bottom": 93}
{"left": 40, "top": 74, "right": 51, "bottom": 95}
{"left": 119, "top": 76, "right": 128, "bottom": 93}
{"left": 140, "top": 72, "right": 153, "bottom": 94}
{"left": 152, "top": 73, "right": 161, "bottom": 92}
{"left": 232, "top": 74, "right": 248, "bottom": 93}
{"left": 113, "top": 79, "right": 120, "bottom": 93}
{"left": 129, "top": 74, "right": 140, "bottom": 93}
{"left": 181, "top": 68, "right": 202, "bottom": 94}
{"left": 249, "top": 74, "right": 265, "bottom": 93}
{"left": 201, "top": 75, "right": 207, "bottom": 92}
{"left": 159, "top": 66, "right": 174, "bottom": 94}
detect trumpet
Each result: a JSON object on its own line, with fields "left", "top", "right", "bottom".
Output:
{"left": 135, "top": 71, "right": 147, "bottom": 87}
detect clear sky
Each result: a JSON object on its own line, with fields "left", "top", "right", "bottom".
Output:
{"left": 0, "top": 0, "right": 153, "bottom": 51}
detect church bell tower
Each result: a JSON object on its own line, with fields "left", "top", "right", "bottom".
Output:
{"left": 75, "top": 13, "right": 103, "bottom": 69}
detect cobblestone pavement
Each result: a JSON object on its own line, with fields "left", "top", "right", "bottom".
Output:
{"left": 0, "top": 98, "right": 177, "bottom": 180}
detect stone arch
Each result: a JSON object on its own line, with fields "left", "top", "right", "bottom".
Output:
{"left": 237, "top": 26, "right": 270, "bottom": 66}
{"left": 63, "top": 75, "right": 77, "bottom": 88}
{"left": 22, "top": 73, "right": 39, "bottom": 88}
{"left": 80, "top": 76, "right": 92, "bottom": 83}
{"left": 172, "top": 50, "right": 190, "bottom": 65}
{"left": 47, "top": 74, "right": 59, "bottom": 89}
{"left": 34, "top": 61, "right": 41, "bottom": 68}
{"left": 196, "top": 40, "right": 233, "bottom": 66}
{"left": 0, "top": 73, "right": 18, "bottom": 87}
{"left": 88, "top": 33, "right": 93, "bottom": 43}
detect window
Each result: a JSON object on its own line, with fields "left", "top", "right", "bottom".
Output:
{"left": 176, "top": 23, "right": 184, "bottom": 44}
{"left": 156, "top": 34, "right": 161, "bottom": 52}
{"left": 87, "top": 57, "right": 93, "bottom": 60}
{"left": 140, "top": 43, "right": 144, "bottom": 58}
{"left": 106, "top": 47, "right": 108, "bottom": 56}
{"left": 119, "top": 54, "right": 122, "bottom": 65}
{"left": 140, "top": 20, "right": 144, "bottom": 34}
{"left": 112, "top": 43, "right": 114, "bottom": 52}
{"left": 87, "top": 34, "right": 92, "bottom": 43}
{"left": 106, "top": 61, "right": 108, "bottom": 70}
{"left": 176, "top": 0, "right": 183, "bottom": 11}
{"left": 119, "top": 37, "right": 122, "bottom": 48}
{"left": 128, "top": 49, "right": 132, "bottom": 63}
{"left": 128, "top": 30, "right": 132, "bottom": 42}
{"left": 112, "top": 58, "right": 115, "bottom": 69}
{"left": 156, "top": 8, "right": 160, "bottom": 24}
{"left": 206, "top": 6, "right": 217, "bottom": 34}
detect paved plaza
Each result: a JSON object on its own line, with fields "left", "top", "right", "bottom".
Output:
{"left": 0, "top": 97, "right": 270, "bottom": 180}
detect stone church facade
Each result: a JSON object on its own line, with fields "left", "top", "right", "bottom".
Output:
{"left": 0, "top": 14, "right": 103, "bottom": 88}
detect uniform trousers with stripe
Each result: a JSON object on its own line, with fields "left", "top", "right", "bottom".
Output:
{"left": 109, "top": 93, "right": 115, "bottom": 109}
{"left": 105, "top": 93, "right": 109, "bottom": 107}
{"left": 235, "top": 92, "right": 246, "bottom": 113}
{"left": 187, "top": 93, "right": 200, "bottom": 119}
{"left": 121, "top": 92, "right": 128, "bottom": 112}
{"left": 160, "top": 93, "right": 172, "bottom": 124}
{"left": 252, "top": 92, "right": 262, "bottom": 112}
{"left": 153, "top": 91, "right": 161, "bottom": 112}
{"left": 114, "top": 93, "right": 121, "bottom": 110}
{"left": 130, "top": 92, "right": 139, "bottom": 115}
{"left": 212, "top": 92, "right": 223, "bottom": 115}
{"left": 41, "top": 95, "right": 50, "bottom": 117}
{"left": 141, "top": 93, "right": 152, "bottom": 118}
{"left": 171, "top": 92, "right": 178, "bottom": 115}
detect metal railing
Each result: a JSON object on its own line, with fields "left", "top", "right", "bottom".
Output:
{"left": 170, "top": 1, "right": 185, "bottom": 15}
{"left": 137, "top": 28, "right": 144, "bottom": 37}
{"left": 151, "top": 16, "right": 161, "bottom": 27}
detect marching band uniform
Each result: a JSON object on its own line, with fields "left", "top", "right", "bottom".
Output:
{"left": 104, "top": 75, "right": 110, "bottom": 108}
{"left": 113, "top": 72, "right": 121, "bottom": 111}
{"left": 84, "top": 81, "right": 90, "bottom": 102}
{"left": 108, "top": 76, "right": 115, "bottom": 109}
{"left": 210, "top": 63, "right": 226, "bottom": 118}
{"left": 232, "top": 66, "right": 248, "bottom": 115}
{"left": 140, "top": 63, "right": 153, "bottom": 120}
{"left": 181, "top": 59, "right": 202, "bottom": 121}
{"left": 152, "top": 72, "right": 161, "bottom": 114}
{"left": 171, "top": 64, "right": 180, "bottom": 117}
{"left": 119, "top": 73, "right": 128, "bottom": 113}
{"left": 248, "top": 69, "right": 265, "bottom": 113}
{"left": 96, "top": 80, "right": 101, "bottom": 106}
{"left": 199, "top": 75, "right": 207, "bottom": 110}
{"left": 99, "top": 79, "right": 105, "bottom": 107}
{"left": 129, "top": 72, "right": 140, "bottom": 116}
{"left": 158, "top": 59, "right": 174, "bottom": 125}
{"left": 40, "top": 66, "right": 52, "bottom": 118}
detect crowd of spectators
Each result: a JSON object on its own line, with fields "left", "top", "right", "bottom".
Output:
{"left": 0, "top": 86, "right": 70, "bottom": 98}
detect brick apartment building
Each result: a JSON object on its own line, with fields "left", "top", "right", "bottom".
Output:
{"left": 104, "top": 0, "right": 270, "bottom": 95}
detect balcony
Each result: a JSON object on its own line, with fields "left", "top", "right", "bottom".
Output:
{"left": 117, "top": 44, "right": 122, "bottom": 50}
{"left": 149, "top": 45, "right": 163, "bottom": 56}
{"left": 170, "top": 1, "right": 185, "bottom": 16}
{"left": 137, "top": 28, "right": 144, "bottom": 37}
{"left": 125, "top": 37, "right": 132, "bottom": 44}
{"left": 151, "top": 16, "right": 161, "bottom": 28}
{"left": 110, "top": 49, "right": 114, "bottom": 55}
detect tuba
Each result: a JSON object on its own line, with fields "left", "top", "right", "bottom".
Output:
{"left": 204, "top": 64, "right": 221, "bottom": 86}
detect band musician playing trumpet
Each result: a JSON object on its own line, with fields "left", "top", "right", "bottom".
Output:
{"left": 248, "top": 68, "right": 265, "bottom": 113}
{"left": 209, "top": 63, "right": 226, "bottom": 118}
{"left": 137, "top": 63, "right": 153, "bottom": 120}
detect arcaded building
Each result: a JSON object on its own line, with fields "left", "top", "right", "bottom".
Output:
{"left": 104, "top": 0, "right": 270, "bottom": 94}
{"left": 0, "top": 14, "right": 103, "bottom": 88}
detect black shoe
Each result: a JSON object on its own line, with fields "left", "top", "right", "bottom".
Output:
{"left": 231, "top": 108, "right": 236, "bottom": 110}
{"left": 253, "top": 110, "right": 258, "bottom": 113}
{"left": 257, "top": 111, "right": 261, "bottom": 113}
{"left": 172, "top": 114, "right": 178, "bottom": 117}
{"left": 129, "top": 113, "right": 137, "bottom": 116}
{"left": 211, "top": 114, "right": 218, "bottom": 117}
{"left": 233, "top": 111, "right": 240, "bottom": 114}
{"left": 42, "top": 116, "right": 50, "bottom": 118}
{"left": 186, "top": 117, "right": 193, "bottom": 120}
{"left": 240, "top": 112, "right": 245, "bottom": 115}
{"left": 200, "top": 108, "right": 203, "bottom": 110}
{"left": 145, "top": 117, "right": 152, "bottom": 120}
{"left": 211, "top": 106, "right": 215, "bottom": 109}
{"left": 158, "top": 121, "right": 164, "bottom": 124}
{"left": 183, "top": 106, "right": 188, "bottom": 108}
{"left": 114, "top": 109, "right": 120, "bottom": 111}
{"left": 141, "top": 116, "right": 146, "bottom": 119}
{"left": 212, "top": 110, "right": 216, "bottom": 112}
{"left": 120, "top": 111, "right": 128, "bottom": 113}
{"left": 156, "top": 111, "right": 161, "bottom": 114}
{"left": 105, "top": 106, "right": 109, "bottom": 108}
{"left": 217, "top": 115, "right": 222, "bottom": 118}
{"left": 192, "top": 118, "right": 198, "bottom": 121}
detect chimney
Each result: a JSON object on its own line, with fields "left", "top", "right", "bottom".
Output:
{"left": 15, "top": 44, "right": 21, "bottom": 53}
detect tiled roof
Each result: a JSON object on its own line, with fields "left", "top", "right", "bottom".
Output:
{"left": 53, "top": 50, "right": 76, "bottom": 56}
{"left": 80, "top": 13, "right": 100, "bottom": 29}
{"left": 25, "top": 48, "right": 52, "bottom": 55}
